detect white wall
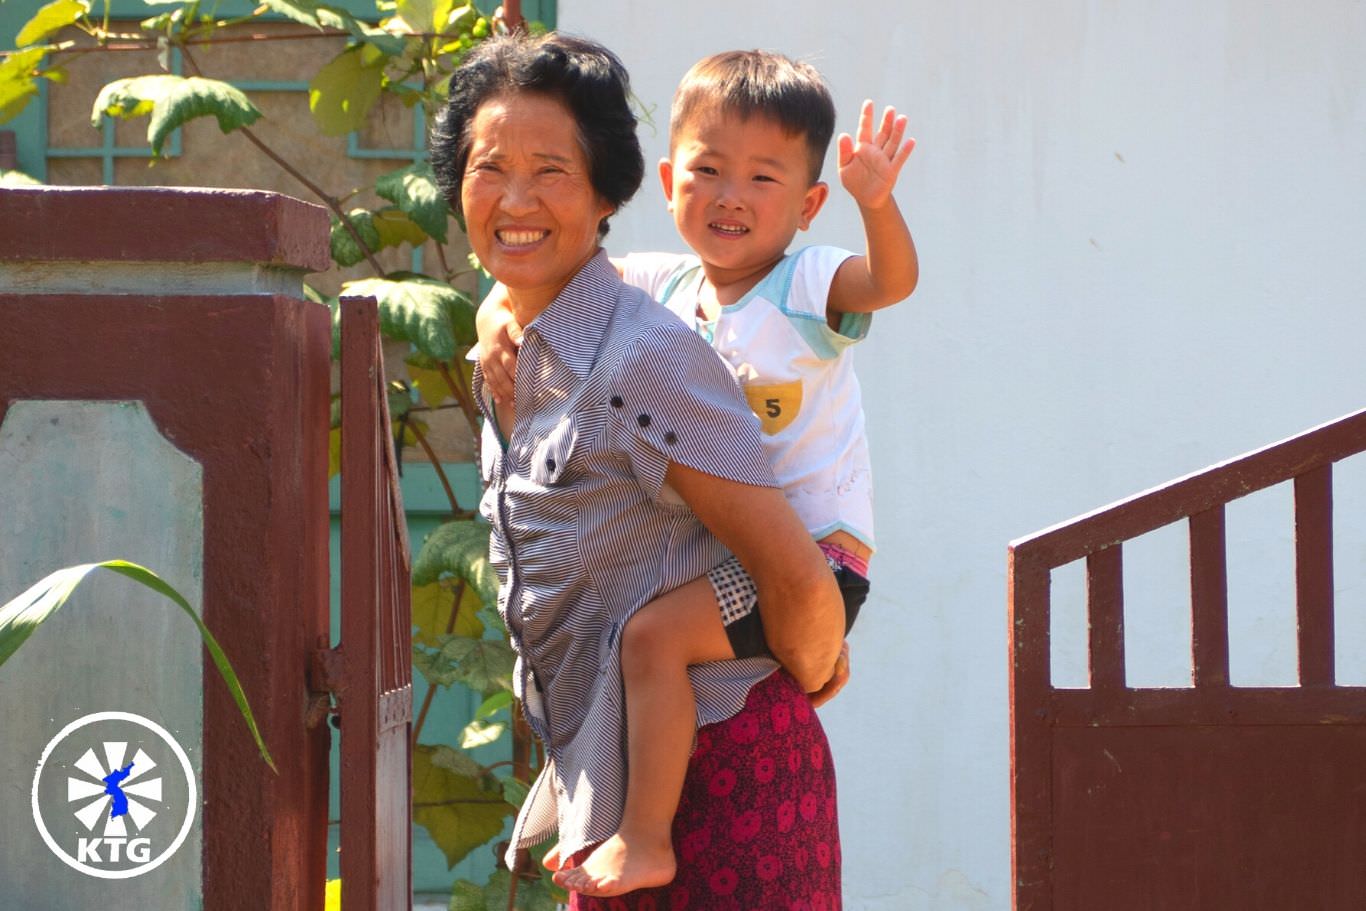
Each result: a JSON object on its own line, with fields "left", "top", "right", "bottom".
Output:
{"left": 560, "top": 3, "right": 1366, "bottom": 907}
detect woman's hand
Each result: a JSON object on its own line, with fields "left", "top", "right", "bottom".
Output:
{"left": 665, "top": 462, "right": 844, "bottom": 692}
{"left": 808, "top": 641, "right": 851, "bottom": 707}
{"left": 476, "top": 282, "right": 522, "bottom": 407}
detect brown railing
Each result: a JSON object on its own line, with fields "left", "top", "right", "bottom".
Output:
{"left": 1009, "top": 407, "right": 1366, "bottom": 909}
{"left": 338, "top": 295, "right": 413, "bottom": 910}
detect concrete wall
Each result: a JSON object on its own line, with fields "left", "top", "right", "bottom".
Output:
{"left": 559, "top": 3, "right": 1366, "bottom": 907}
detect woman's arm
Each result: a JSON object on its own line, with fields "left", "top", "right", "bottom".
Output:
{"left": 665, "top": 461, "right": 844, "bottom": 692}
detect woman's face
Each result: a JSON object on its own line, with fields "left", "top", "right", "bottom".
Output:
{"left": 461, "top": 92, "right": 615, "bottom": 314}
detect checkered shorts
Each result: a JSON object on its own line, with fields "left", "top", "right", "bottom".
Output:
{"left": 708, "top": 555, "right": 758, "bottom": 627}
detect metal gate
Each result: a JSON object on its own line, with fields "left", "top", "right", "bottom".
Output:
{"left": 1009, "top": 408, "right": 1366, "bottom": 909}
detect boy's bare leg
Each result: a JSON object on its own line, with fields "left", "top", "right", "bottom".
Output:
{"left": 554, "top": 576, "right": 736, "bottom": 897}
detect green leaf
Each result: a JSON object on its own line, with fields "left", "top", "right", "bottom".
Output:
{"left": 329, "top": 208, "right": 380, "bottom": 267}
{"left": 260, "top": 0, "right": 322, "bottom": 28}
{"left": 448, "top": 880, "right": 484, "bottom": 911}
{"left": 412, "top": 579, "right": 484, "bottom": 647}
{"left": 1, "top": 169, "right": 42, "bottom": 186}
{"left": 308, "top": 285, "right": 344, "bottom": 360}
{"left": 372, "top": 206, "right": 430, "bottom": 249}
{"left": 387, "top": 379, "right": 413, "bottom": 420}
{"left": 92, "top": 75, "right": 262, "bottom": 156}
{"left": 445, "top": 2, "right": 477, "bottom": 33}
{"left": 0, "top": 48, "right": 46, "bottom": 124}
{"left": 315, "top": 6, "right": 410, "bottom": 57}
{"left": 16, "top": 0, "right": 89, "bottom": 47}
{"left": 411, "top": 519, "right": 498, "bottom": 605}
{"left": 458, "top": 717, "right": 505, "bottom": 749}
{"left": 303, "top": 282, "right": 330, "bottom": 309}
{"left": 405, "top": 356, "right": 452, "bottom": 407}
{"left": 412, "top": 744, "right": 512, "bottom": 870}
{"left": 441, "top": 636, "right": 515, "bottom": 694}
{"left": 413, "top": 642, "right": 462, "bottom": 688}
{"left": 0, "top": 561, "right": 275, "bottom": 771}
{"left": 91, "top": 74, "right": 164, "bottom": 123}
{"left": 480, "top": 869, "right": 565, "bottom": 911}
{"left": 327, "top": 426, "right": 342, "bottom": 478}
{"left": 375, "top": 161, "right": 450, "bottom": 243}
{"left": 415, "top": 634, "right": 513, "bottom": 694}
{"left": 500, "top": 776, "right": 530, "bottom": 809}
{"left": 474, "top": 690, "right": 512, "bottom": 720}
{"left": 341, "top": 274, "right": 474, "bottom": 361}
{"left": 392, "top": 0, "right": 452, "bottom": 34}
{"left": 428, "top": 743, "right": 483, "bottom": 778}
{"left": 308, "top": 45, "right": 384, "bottom": 137}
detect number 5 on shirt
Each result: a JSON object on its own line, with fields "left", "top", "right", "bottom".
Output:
{"left": 744, "top": 380, "right": 802, "bottom": 435}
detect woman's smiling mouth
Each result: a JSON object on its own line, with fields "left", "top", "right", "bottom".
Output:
{"left": 496, "top": 228, "right": 550, "bottom": 247}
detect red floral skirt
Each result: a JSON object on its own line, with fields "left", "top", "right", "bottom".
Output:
{"left": 568, "top": 671, "right": 842, "bottom": 911}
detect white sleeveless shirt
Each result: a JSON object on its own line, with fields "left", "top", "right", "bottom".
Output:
{"left": 622, "top": 246, "right": 877, "bottom": 551}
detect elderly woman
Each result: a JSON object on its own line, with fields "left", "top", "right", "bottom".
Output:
{"left": 430, "top": 32, "right": 847, "bottom": 909}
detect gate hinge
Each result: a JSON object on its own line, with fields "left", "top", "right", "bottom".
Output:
{"left": 306, "top": 645, "right": 344, "bottom": 730}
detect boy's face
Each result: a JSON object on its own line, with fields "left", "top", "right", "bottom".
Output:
{"left": 660, "top": 110, "right": 828, "bottom": 283}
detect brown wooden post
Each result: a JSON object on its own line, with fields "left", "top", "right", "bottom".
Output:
{"left": 1294, "top": 464, "right": 1334, "bottom": 686}
{"left": 0, "top": 187, "right": 332, "bottom": 910}
{"left": 1188, "top": 506, "right": 1230, "bottom": 688}
{"left": 1007, "top": 548, "right": 1052, "bottom": 911}
{"left": 1086, "top": 545, "right": 1125, "bottom": 691}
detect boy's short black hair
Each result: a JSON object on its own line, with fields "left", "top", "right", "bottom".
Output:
{"left": 429, "top": 31, "right": 644, "bottom": 238}
{"left": 670, "top": 50, "right": 836, "bottom": 184}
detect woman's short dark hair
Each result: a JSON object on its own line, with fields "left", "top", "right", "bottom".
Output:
{"left": 430, "top": 32, "right": 644, "bottom": 238}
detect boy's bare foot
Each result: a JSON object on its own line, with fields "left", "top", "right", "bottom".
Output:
{"left": 551, "top": 833, "right": 677, "bottom": 897}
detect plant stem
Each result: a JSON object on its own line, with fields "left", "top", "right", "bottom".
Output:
{"left": 507, "top": 857, "right": 522, "bottom": 911}
{"left": 512, "top": 701, "right": 532, "bottom": 784}
{"left": 433, "top": 240, "right": 453, "bottom": 282}
{"left": 405, "top": 418, "right": 462, "bottom": 516}
{"left": 177, "top": 41, "right": 389, "bottom": 278}
{"left": 411, "top": 579, "right": 466, "bottom": 746}
{"left": 439, "top": 362, "right": 482, "bottom": 440}
{"left": 67, "top": 27, "right": 473, "bottom": 53}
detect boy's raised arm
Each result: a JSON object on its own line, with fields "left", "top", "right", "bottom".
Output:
{"left": 828, "top": 100, "right": 919, "bottom": 315}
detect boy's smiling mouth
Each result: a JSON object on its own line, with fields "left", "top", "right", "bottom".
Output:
{"left": 708, "top": 222, "right": 748, "bottom": 236}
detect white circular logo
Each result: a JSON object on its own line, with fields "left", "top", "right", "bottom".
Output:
{"left": 30, "top": 711, "right": 197, "bottom": 879}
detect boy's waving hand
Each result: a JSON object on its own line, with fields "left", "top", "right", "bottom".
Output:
{"left": 827, "top": 99, "right": 919, "bottom": 316}
{"left": 838, "top": 100, "right": 916, "bottom": 211}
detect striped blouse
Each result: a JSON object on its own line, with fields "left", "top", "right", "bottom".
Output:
{"left": 475, "top": 251, "right": 781, "bottom": 866}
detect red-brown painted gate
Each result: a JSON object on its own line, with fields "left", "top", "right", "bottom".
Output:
{"left": 314, "top": 295, "right": 414, "bottom": 910}
{"left": 1009, "top": 408, "right": 1366, "bottom": 909}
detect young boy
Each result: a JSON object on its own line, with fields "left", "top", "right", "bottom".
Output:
{"left": 476, "top": 50, "right": 917, "bottom": 897}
